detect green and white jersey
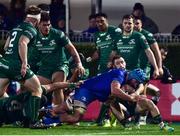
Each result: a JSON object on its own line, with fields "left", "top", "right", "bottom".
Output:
{"left": 31, "top": 28, "right": 70, "bottom": 67}
{"left": 115, "top": 31, "right": 149, "bottom": 70}
{"left": 4, "top": 22, "right": 37, "bottom": 64}
{"left": 95, "top": 25, "right": 121, "bottom": 72}
{"left": 139, "top": 29, "right": 157, "bottom": 69}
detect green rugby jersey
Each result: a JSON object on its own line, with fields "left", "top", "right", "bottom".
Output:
{"left": 4, "top": 22, "right": 37, "bottom": 64}
{"left": 30, "top": 28, "right": 70, "bottom": 67}
{"left": 115, "top": 31, "right": 150, "bottom": 70}
{"left": 95, "top": 25, "right": 121, "bottom": 72}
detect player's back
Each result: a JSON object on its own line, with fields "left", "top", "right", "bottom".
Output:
{"left": 81, "top": 68, "right": 126, "bottom": 101}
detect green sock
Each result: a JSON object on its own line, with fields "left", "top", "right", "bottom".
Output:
{"left": 24, "top": 96, "right": 41, "bottom": 123}
{"left": 96, "top": 104, "right": 109, "bottom": 124}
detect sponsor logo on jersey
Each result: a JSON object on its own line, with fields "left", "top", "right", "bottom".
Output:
{"left": 36, "top": 41, "right": 43, "bottom": 47}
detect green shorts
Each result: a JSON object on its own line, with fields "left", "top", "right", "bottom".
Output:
{"left": 37, "top": 64, "right": 69, "bottom": 80}
{"left": 0, "top": 58, "right": 34, "bottom": 81}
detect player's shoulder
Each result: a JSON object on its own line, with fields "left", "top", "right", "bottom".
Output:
{"left": 20, "top": 22, "right": 38, "bottom": 36}
{"left": 51, "top": 28, "right": 67, "bottom": 38}
{"left": 108, "top": 25, "right": 122, "bottom": 33}
{"left": 132, "top": 31, "right": 146, "bottom": 39}
{"left": 141, "top": 29, "right": 153, "bottom": 37}
{"left": 110, "top": 68, "right": 126, "bottom": 76}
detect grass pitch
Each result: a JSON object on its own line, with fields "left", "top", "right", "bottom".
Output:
{"left": 0, "top": 122, "right": 179, "bottom": 135}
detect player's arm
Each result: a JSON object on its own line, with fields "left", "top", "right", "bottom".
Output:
{"left": 65, "top": 43, "right": 85, "bottom": 76}
{"left": 145, "top": 48, "right": 159, "bottom": 78}
{"left": 18, "top": 35, "right": 30, "bottom": 77}
{"left": 42, "top": 81, "right": 83, "bottom": 93}
{"left": 150, "top": 42, "right": 163, "bottom": 76}
{"left": 111, "top": 80, "right": 137, "bottom": 102}
{"left": 130, "top": 83, "right": 145, "bottom": 96}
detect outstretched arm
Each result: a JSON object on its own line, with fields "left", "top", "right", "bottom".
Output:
{"left": 42, "top": 81, "right": 82, "bottom": 93}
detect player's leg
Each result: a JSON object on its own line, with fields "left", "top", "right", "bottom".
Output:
{"left": 52, "top": 65, "right": 69, "bottom": 105}
{"left": 0, "top": 78, "right": 10, "bottom": 98}
{"left": 136, "top": 97, "right": 174, "bottom": 132}
{"left": 22, "top": 74, "right": 42, "bottom": 124}
{"left": 146, "top": 84, "right": 160, "bottom": 104}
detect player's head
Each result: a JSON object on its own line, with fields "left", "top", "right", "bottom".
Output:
{"left": 127, "top": 68, "right": 148, "bottom": 89}
{"left": 112, "top": 55, "right": 126, "bottom": 69}
{"left": 132, "top": 3, "right": 145, "bottom": 18}
{"left": 88, "top": 14, "right": 97, "bottom": 28}
{"left": 134, "top": 16, "right": 142, "bottom": 31}
{"left": 95, "top": 13, "right": 108, "bottom": 32}
{"left": 122, "top": 14, "right": 134, "bottom": 34}
{"left": 38, "top": 12, "right": 51, "bottom": 36}
{"left": 26, "top": 5, "right": 41, "bottom": 26}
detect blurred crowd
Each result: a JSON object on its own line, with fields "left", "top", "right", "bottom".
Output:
{"left": 0, "top": 0, "right": 180, "bottom": 40}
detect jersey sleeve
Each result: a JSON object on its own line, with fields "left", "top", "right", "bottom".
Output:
{"left": 146, "top": 32, "right": 157, "bottom": 45}
{"left": 112, "top": 27, "right": 122, "bottom": 50}
{"left": 58, "top": 31, "right": 71, "bottom": 47}
{"left": 139, "top": 34, "right": 150, "bottom": 50}
{"left": 112, "top": 69, "right": 126, "bottom": 84}
{"left": 23, "top": 27, "right": 37, "bottom": 40}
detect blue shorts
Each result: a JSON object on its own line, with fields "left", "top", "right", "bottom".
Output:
{"left": 73, "top": 88, "right": 96, "bottom": 107}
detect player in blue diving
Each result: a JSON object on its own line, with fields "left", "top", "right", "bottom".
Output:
{"left": 49, "top": 68, "right": 147, "bottom": 124}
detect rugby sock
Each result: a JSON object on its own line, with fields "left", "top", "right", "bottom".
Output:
{"left": 96, "top": 104, "right": 109, "bottom": 125}
{"left": 152, "top": 114, "right": 162, "bottom": 124}
{"left": 25, "top": 96, "right": 41, "bottom": 123}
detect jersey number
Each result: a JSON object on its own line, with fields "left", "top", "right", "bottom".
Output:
{"left": 9, "top": 31, "right": 17, "bottom": 47}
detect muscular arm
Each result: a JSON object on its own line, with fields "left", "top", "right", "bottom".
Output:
{"left": 66, "top": 43, "right": 82, "bottom": 65}
{"left": 111, "top": 80, "right": 135, "bottom": 102}
{"left": 133, "top": 83, "right": 145, "bottom": 95}
{"left": 145, "top": 48, "right": 159, "bottom": 78}
{"left": 150, "top": 42, "right": 163, "bottom": 75}
{"left": 18, "top": 35, "right": 30, "bottom": 77}
{"left": 43, "top": 81, "right": 82, "bottom": 93}
{"left": 65, "top": 43, "right": 85, "bottom": 75}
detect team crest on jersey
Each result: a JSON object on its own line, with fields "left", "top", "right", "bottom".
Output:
{"left": 105, "top": 34, "right": 111, "bottom": 40}
{"left": 128, "top": 39, "right": 135, "bottom": 45}
{"left": 49, "top": 40, "right": 56, "bottom": 46}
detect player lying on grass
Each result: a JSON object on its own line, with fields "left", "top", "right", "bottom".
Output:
{"left": 0, "top": 81, "right": 81, "bottom": 129}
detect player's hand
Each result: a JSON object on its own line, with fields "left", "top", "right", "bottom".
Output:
{"left": 75, "top": 80, "right": 84, "bottom": 88}
{"left": 152, "top": 69, "right": 160, "bottom": 79}
{"left": 76, "top": 63, "right": 85, "bottom": 77}
{"left": 159, "top": 67, "right": 164, "bottom": 77}
{"left": 21, "top": 63, "right": 27, "bottom": 77}
{"left": 107, "top": 62, "right": 112, "bottom": 69}
{"left": 130, "top": 93, "right": 139, "bottom": 102}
